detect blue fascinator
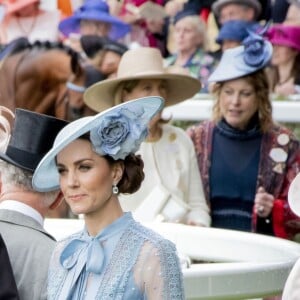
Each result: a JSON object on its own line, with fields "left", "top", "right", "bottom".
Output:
{"left": 208, "top": 29, "right": 272, "bottom": 83}
{"left": 32, "top": 97, "right": 164, "bottom": 192}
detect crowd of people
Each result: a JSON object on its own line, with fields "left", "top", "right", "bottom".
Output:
{"left": 0, "top": 0, "right": 300, "bottom": 299}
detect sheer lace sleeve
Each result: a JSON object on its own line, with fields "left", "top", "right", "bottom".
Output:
{"left": 133, "top": 239, "right": 185, "bottom": 300}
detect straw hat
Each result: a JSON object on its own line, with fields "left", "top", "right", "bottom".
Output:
{"left": 84, "top": 47, "right": 201, "bottom": 113}
{"left": 3, "top": 0, "right": 39, "bottom": 15}
{"left": 32, "top": 97, "right": 164, "bottom": 192}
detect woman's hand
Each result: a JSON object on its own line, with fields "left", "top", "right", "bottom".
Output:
{"left": 254, "top": 186, "right": 274, "bottom": 218}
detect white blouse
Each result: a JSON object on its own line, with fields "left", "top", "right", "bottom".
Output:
{"left": 120, "top": 124, "right": 211, "bottom": 226}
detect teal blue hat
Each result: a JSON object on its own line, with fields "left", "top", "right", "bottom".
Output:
{"left": 32, "top": 96, "right": 164, "bottom": 192}
{"left": 209, "top": 30, "right": 272, "bottom": 82}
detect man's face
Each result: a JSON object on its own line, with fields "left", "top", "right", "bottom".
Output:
{"left": 219, "top": 4, "right": 255, "bottom": 25}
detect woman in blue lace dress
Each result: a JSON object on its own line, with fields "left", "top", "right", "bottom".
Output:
{"left": 32, "top": 97, "right": 185, "bottom": 300}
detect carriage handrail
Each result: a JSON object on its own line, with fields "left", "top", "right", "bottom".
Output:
{"left": 163, "top": 94, "right": 300, "bottom": 123}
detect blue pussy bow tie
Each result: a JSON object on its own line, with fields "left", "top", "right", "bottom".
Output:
{"left": 60, "top": 234, "right": 105, "bottom": 274}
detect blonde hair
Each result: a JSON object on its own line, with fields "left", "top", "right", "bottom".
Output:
{"left": 176, "top": 15, "right": 209, "bottom": 50}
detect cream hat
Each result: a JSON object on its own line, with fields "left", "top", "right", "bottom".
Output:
{"left": 84, "top": 47, "right": 201, "bottom": 112}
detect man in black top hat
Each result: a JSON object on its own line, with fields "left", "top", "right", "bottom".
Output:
{"left": 0, "top": 108, "right": 67, "bottom": 300}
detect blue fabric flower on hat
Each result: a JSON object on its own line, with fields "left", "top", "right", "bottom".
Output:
{"left": 243, "top": 31, "right": 266, "bottom": 67}
{"left": 90, "top": 106, "right": 148, "bottom": 160}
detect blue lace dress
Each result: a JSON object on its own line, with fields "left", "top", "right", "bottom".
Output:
{"left": 47, "top": 213, "right": 184, "bottom": 299}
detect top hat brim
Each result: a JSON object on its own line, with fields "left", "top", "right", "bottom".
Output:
{"left": 0, "top": 152, "right": 33, "bottom": 172}
{"left": 32, "top": 97, "right": 164, "bottom": 192}
{"left": 84, "top": 73, "right": 201, "bottom": 113}
{"left": 59, "top": 13, "right": 131, "bottom": 40}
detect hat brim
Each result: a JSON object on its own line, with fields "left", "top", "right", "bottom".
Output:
{"left": 59, "top": 13, "right": 130, "bottom": 40}
{"left": 212, "top": 0, "right": 262, "bottom": 18}
{"left": 5, "top": 0, "right": 39, "bottom": 15}
{"left": 84, "top": 73, "right": 201, "bottom": 112}
{"left": 208, "top": 41, "right": 272, "bottom": 83}
{"left": 0, "top": 152, "right": 33, "bottom": 172}
{"left": 288, "top": 173, "right": 300, "bottom": 217}
{"left": 32, "top": 96, "right": 164, "bottom": 192}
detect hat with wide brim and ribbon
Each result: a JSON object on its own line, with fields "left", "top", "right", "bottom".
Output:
{"left": 0, "top": 108, "right": 68, "bottom": 172}
{"left": 2, "top": 0, "right": 40, "bottom": 15}
{"left": 267, "top": 24, "right": 300, "bottom": 52}
{"left": 212, "top": 0, "right": 262, "bottom": 20}
{"left": 59, "top": 0, "right": 130, "bottom": 40}
{"left": 83, "top": 47, "right": 201, "bottom": 113}
{"left": 208, "top": 30, "right": 273, "bottom": 83}
{"left": 32, "top": 96, "right": 164, "bottom": 192}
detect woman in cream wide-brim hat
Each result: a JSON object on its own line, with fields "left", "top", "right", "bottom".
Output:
{"left": 84, "top": 47, "right": 211, "bottom": 228}
{"left": 84, "top": 46, "right": 201, "bottom": 112}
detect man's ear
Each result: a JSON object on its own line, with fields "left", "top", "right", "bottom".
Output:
{"left": 49, "top": 191, "right": 64, "bottom": 210}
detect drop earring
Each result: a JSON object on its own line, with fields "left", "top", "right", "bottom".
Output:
{"left": 112, "top": 184, "right": 119, "bottom": 195}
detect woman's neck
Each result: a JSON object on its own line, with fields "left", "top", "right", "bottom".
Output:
{"left": 277, "top": 59, "right": 295, "bottom": 84}
{"left": 146, "top": 124, "right": 162, "bottom": 142}
{"left": 84, "top": 197, "right": 123, "bottom": 236}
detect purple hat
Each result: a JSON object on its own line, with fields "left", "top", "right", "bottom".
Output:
{"left": 216, "top": 20, "right": 261, "bottom": 44}
{"left": 59, "top": 0, "right": 130, "bottom": 40}
{"left": 267, "top": 24, "right": 300, "bottom": 52}
{"left": 209, "top": 30, "right": 272, "bottom": 82}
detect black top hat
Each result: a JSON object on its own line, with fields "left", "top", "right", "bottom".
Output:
{"left": 0, "top": 109, "right": 68, "bottom": 172}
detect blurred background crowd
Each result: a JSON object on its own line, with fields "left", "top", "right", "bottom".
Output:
{"left": 0, "top": 0, "right": 299, "bottom": 101}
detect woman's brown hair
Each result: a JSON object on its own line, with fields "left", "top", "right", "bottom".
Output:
{"left": 211, "top": 69, "right": 273, "bottom": 133}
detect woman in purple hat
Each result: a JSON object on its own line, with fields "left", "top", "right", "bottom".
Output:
{"left": 267, "top": 23, "right": 300, "bottom": 98}
{"left": 59, "top": 0, "right": 130, "bottom": 43}
{"left": 187, "top": 30, "right": 300, "bottom": 242}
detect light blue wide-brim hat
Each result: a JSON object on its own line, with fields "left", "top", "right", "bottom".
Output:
{"left": 208, "top": 31, "right": 273, "bottom": 83}
{"left": 59, "top": 0, "right": 130, "bottom": 40}
{"left": 32, "top": 96, "right": 164, "bottom": 192}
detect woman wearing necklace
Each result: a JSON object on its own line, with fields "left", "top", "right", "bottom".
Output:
{"left": 266, "top": 23, "right": 300, "bottom": 98}
{"left": 187, "top": 30, "right": 300, "bottom": 241}
{"left": 0, "top": 0, "right": 60, "bottom": 44}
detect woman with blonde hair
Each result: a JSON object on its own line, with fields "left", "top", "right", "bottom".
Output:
{"left": 164, "top": 9, "right": 217, "bottom": 92}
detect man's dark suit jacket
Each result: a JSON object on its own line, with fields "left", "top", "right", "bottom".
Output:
{"left": 0, "top": 234, "right": 19, "bottom": 300}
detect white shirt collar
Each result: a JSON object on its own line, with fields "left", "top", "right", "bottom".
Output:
{"left": 0, "top": 200, "right": 44, "bottom": 226}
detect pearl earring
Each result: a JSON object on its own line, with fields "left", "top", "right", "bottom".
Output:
{"left": 112, "top": 184, "right": 119, "bottom": 195}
